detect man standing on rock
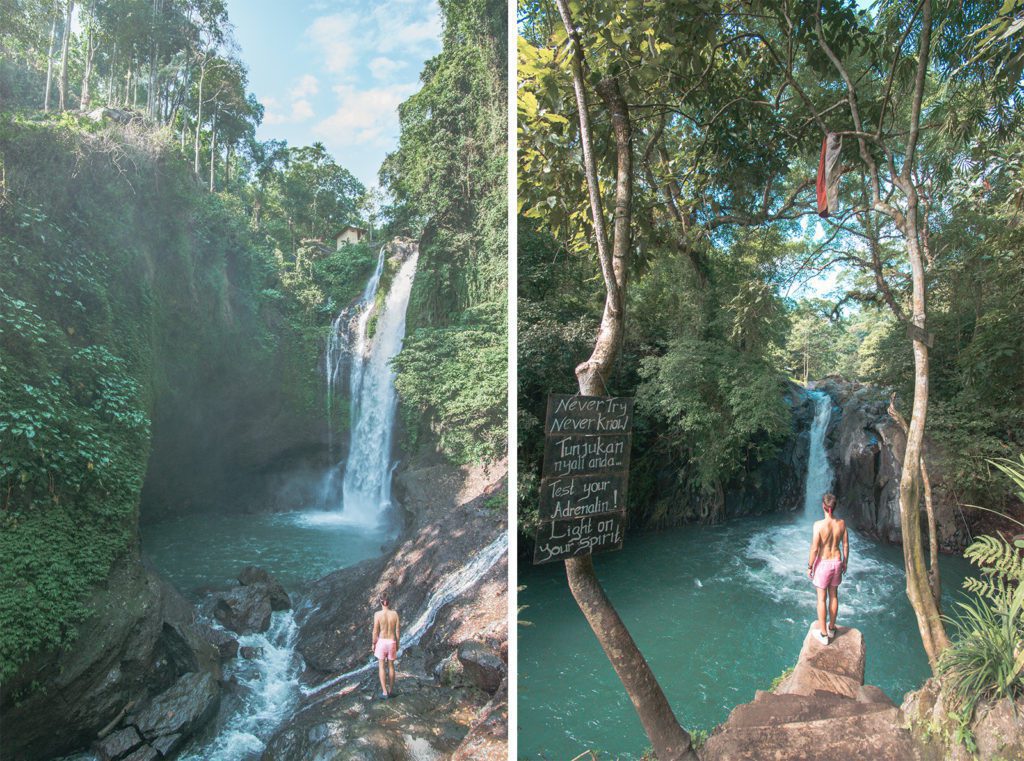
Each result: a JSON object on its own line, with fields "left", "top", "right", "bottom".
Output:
{"left": 372, "top": 593, "right": 400, "bottom": 698}
{"left": 807, "top": 493, "right": 848, "bottom": 645}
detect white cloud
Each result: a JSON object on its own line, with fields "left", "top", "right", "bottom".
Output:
{"left": 262, "top": 75, "right": 319, "bottom": 125}
{"left": 368, "top": 57, "right": 404, "bottom": 80}
{"left": 291, "top": 74, "right": 320, "bottom": 99}
{"left": 306, "top": 14, "right": 357, "bottom": 74}
{"left": 313, "top": 82, "right": 419, "bottom": 147}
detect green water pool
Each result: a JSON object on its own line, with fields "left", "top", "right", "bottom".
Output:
{"left": 517, "top": 513, "right": 974, "bottom": 760}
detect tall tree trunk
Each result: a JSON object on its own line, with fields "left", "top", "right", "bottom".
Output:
{"left": 209, "top": 110, "right": 217, "bottom": 192}
{"left": 80, "top": 25, "right": 95, "bottom": 111}
{"left": 194, "top": 61, "right": 205, "bottom": 175}
{"left": 58, "top": 0, "right": 75, "bottom": 111}
{"left": 107, "top": 45, "right": 116, "bottom": 106}
{"left": 898, "top": 214, "right": 949, "bottom": 668}
{"left": 43, "top": 8, "right": 58, "bottom": 112}
{"left": 888, "top": 394, "right": 941, "bottom": 606}
{"left": 554, "top": 2, "right": 696, "bottom": 758}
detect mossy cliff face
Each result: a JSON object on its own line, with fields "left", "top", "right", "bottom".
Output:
{"left": 0, "top": 117, "right": 346, "bottom": 753}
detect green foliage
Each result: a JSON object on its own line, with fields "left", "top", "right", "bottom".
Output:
{"left": 383, "top": 0, "right": 507, "bottom": 464}
{"left": 393, "top": 302, "right": 507, "bottom": 464}
{"left": 0, "top": 116, "right": 327, "bottom": 685}
{"left": 769, "top": 665, "right": 795, "bottom": 692}
{"left": 638, "top": 337, "right": 791, "bottom": 495}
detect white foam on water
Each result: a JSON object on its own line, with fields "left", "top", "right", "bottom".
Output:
{"left": 180, "top": 611, "right": 301, "bottom": 761}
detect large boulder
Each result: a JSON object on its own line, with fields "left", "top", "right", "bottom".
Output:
{"left": 126, "top": 670, "right": 220, "bottom": 742}
{"left": 703, "top": 625, "right": 918, "bottom": 761}
{"left": 816, "top": 377, "right": 969, "bottom": 551}
{"left": 238, "top": 565, "right": 292, "bottom": 611}
{"left": 0, "top": 557, "right": 216, "bottom": 760}
{"left": 457, "top": 640, "right": 505, "bottom": 694}
{"left": 93, "top": 726, "right": 143, "bottom": 761}
{"left": 212, "top": 585, "right": 273, "bottom": 634}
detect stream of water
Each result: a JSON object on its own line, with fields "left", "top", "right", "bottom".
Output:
{"left": 517, "top": 391, "right": 974, "bottom": 760}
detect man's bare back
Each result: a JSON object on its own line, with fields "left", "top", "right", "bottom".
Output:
{"left": 374, "top": 609, "right": 399, "bottom": 641}
{"left": 811, "top": 516, "right": 846, "bottom": 561}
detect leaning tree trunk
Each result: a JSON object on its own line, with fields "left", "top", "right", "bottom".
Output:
{"left": 888, "top": 394, "right": 941, "bottom": 606}
{"left": 554, "top": 2, "right": 696, "bottom": 758}
{"left": 898, "top": 210, "right": 949, "bottom": 670}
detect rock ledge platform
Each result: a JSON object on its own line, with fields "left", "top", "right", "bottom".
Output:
{"left": 700, "top": 625, "right": 921, "bottom": 760}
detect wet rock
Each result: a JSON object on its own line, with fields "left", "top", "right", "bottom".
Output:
{"left": 240, "top": 646, "right": 264, "bottom": 660}
{"left": 261, "top": 680, "right": 488, "bottom": 760}
{"left": 150, "top": 733, "right": 182, "bottom": 757}
{"left": 0, "top": 559, "right": 213, "bottom": 760}
{"left": 127, "top": 671, "right": 220, "bottom": 741}
{"left": 817, "top": 377, "right": 969, "bottom": 550}
{"left": 457, "top": 641, "right": 505, "bottom": 694}
{"left": 121, "top": 746, "right": 159, "bottom": 761}
{"left": 238, "top": 566, "right": 292, "bottom": 611}
{"left": 212, "top": 586, "right": 273, "bottom": 634}
{"left": 192, "top": 622, "right": 239, "bottom": 660}
{"left": 94, "top": 726, "right": 143, "bottom": 760}
{"left": 435, "top": 651, "right": 471, "bottom": 688}
{"left": 452, "top": 677, "right": 508, "bottom": 760}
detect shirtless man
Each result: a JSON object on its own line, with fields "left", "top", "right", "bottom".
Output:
{"left": 807, "top": 493, "right": 849, "bottom": 645}
{"left": 372, "top": 593, "right": 400, "bottom": 698}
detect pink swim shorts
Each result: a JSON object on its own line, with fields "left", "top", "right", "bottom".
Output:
{"left": 812, "top": 558, "right": 843, "bottom": 589}
{"left": 374, "top": 637, "right": 397, "bottom": 661}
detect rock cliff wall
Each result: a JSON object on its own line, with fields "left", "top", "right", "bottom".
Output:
{"left": 815, "top": 378, "right": 971, "bottom": 552}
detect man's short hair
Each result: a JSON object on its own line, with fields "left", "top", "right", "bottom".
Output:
{"left": 823, "top": 493, "right": 837, "bottom": 510}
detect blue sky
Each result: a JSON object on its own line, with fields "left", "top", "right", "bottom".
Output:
{"left": 226, "top": 0, "right": 442, "bottom": 187}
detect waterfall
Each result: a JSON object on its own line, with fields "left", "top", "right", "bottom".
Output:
{"left": 743, "top": 388, "right": 843, "bottom": 606}
{"left": 801, "top": 390, "right": 835, "bottom": 521}
{"left": 179, "top": 611, "right": 302, "bottom": 760}
{"left": 324, "top": 245, "right": 387, "bottom": 459}
{"left": 318, "top": 243, "right": 418, "bottom": 526}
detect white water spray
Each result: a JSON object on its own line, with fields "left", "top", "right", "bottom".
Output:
{"left": 180, "top": 612, "right": 302, "bottom": 760}
{"left": 801, "top": 390, "right": 835, "bottom": 521}
{"left": 324, "top": 246, "right": 387, "bottom": 458}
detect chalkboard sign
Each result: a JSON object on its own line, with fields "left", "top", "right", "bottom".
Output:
{"left": 542, "top": 433, "right": 632, "bottom": 478}
{"left": 533, "top": 393, "right": 633, "bottom": 565}
{"left": 545, "top": 394, "right": 634, "bottom": 434}
{"left": 538, "top": 472, "right": 628, "bottom": 521}
{"left": 533, "top": 514, "right": 626, "bottom": 564}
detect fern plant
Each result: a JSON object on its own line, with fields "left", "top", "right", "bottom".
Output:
{"left": 940, "top": 537, "right": 1024, "bottom": 736}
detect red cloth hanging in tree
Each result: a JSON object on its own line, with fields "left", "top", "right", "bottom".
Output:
{"left": 816, "top": 132, "right": 842, "bottom": 218}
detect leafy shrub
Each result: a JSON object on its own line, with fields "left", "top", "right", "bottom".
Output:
{"left": 938, "top": 458, "right": 1024, "bottom": 746}
{"left": 393, "top": 301, "right": 507, "bottom": 464}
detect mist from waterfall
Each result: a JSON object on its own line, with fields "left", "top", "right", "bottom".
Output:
{"left": 317, "top": 243, "right": 418, "bottom": 527}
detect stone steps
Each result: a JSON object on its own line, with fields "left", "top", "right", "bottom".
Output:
{"left": 723, "top": 690, "right": 893, "bottom": 729}
{"left": 699, "top": 625, "right": 921, "bottom": 761}
{"left": 701, "top": 706, "right": 920, "bottom": 760}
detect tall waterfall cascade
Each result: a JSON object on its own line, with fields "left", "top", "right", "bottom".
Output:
{"left": 801, "top": 390, "right": 835, "bottom": 520}
{"left": 319, "top": 241, "right": 419, "bottom": 527}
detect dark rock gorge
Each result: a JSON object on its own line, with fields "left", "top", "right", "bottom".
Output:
{"left": 815, "top": 377, "right": 973, "bottom": 552}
